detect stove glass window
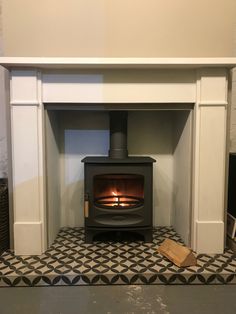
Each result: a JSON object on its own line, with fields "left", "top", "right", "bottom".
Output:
{"left": 93, "top": 174, "right": 144, "bottom": 209}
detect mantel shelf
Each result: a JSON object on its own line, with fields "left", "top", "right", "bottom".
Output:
{"left": 0, "top": 57, "right": 236, "bottom": 70}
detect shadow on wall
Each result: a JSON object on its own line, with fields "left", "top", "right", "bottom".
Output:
{"left": 172, "top": 110, "right": 191, "bottom": 153}
{"left": 128, "top": 111, "right": 174, "bottom": 155}
{"left": 60, "top": 180, "right": 84, "bottom": 228}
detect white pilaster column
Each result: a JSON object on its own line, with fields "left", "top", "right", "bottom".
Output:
{"left": 10, "top": 70, "right": 46, "bottom": 255}
{"left": 192, "top": 68, "right": 228, "bottom": 253}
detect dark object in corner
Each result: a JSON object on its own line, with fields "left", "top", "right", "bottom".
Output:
{"left": 228, "top": 153, "right": 236, "bottom": 218}
{"left": 227, "top": 153, "right": 236, "bottom": 239}
{"left": 0, "top": 178, "right": 10, "bottom": 255}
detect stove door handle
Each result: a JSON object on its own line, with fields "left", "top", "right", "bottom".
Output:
{"left": 84, "top": 193, "right": 89, "bottom": 218}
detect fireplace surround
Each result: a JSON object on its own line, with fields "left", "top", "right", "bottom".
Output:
{"left": 0, "top": 57, "right": 236, "bottom": 255}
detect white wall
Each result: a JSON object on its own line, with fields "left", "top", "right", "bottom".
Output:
{"left": 45, "top": 110, "right": 61, "bottom": 245}
{"left": 172, "top": 110, "right": 192, "bottom": 245}
{"left": 128, "top": 111, "right": 174, "bottom": 226}
{"left": 2, "top": 0, "right": 236, "bottom": 57}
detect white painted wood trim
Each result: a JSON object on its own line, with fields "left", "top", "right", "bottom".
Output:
{"left": 10, "top": 70, "right": 39, "bottom": 104}
{"left": 191, "top": 69, "right": 228, "bottom": 253}
{"left": 10, "top": 70, "right": 46, "bottom": 255}
{"left": 36, "top": 71, "right": 47, "bottom": 253}
{"left": 42, "top": 70, "right": 196, "bottom": 104}
{"left": 14, "top": 222, "right": 43, "bottom": 255}
{"left": 198, "top": 101, "right": 228, "bottom": 107}
{"left": 10, "top": 101, "right": 40, "bottom": 106}
{"left": 196, "top": 221, "right": 224, "bottom": 254}
{"left": 1, "top": 57, "right": 236, "bottom": 70}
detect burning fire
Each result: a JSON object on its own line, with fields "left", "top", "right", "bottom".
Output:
{"left": 112, "top": 191, "right": 118, "bottom": 206}
{"left": 112, "top": 191, "right": 125, "bottom": 207}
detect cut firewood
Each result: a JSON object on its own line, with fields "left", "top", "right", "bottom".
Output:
{"left": 158, "top": 238, "right": 197, "bottom": 267}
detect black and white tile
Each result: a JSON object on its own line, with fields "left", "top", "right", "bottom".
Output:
{"left": 0, "top": 227, "right": 236, "bottom": 287}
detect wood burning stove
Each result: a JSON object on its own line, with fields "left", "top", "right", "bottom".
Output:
{"left": 82, "top": 111, "right": 156, "bottom": 242}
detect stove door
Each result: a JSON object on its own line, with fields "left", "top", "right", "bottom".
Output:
{"left": 84, "top": 163, "right": 153, "bottom": 228}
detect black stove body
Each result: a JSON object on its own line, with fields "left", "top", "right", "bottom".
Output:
{"left": 82, "top": 112, "right": 156, "bottom": 243}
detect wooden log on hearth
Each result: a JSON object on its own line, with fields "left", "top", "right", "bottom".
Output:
{"left": 158, "top": 238, "right": 197, "bottom": 267}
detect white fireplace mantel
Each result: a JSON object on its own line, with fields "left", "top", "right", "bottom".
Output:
{"left": 1, "top": 57, "right": 236, "bottom": 69}
{"left": 1, "top": 57, "right": 236, "bottom": 256}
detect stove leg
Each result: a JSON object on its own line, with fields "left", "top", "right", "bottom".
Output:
{"left": 144, "top": 229, "right": 153, "bottom": 242}
{"left": 84, "top": 229, "right": 94, "bottom": 244}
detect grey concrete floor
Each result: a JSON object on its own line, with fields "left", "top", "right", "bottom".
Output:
{"left": 0, "top": 285, "right": 236, "bottom": 314}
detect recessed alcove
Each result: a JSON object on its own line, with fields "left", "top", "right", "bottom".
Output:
{"left": 45, "top": 106, "right": 193, "bottom": 247}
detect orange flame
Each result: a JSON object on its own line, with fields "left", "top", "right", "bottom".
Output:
{"left": 112, "top": 191, "right": 118, "bottom": 206}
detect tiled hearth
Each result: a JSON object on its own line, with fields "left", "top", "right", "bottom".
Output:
{"left": 1, "top": 227, "right": 236, "bottom": 287}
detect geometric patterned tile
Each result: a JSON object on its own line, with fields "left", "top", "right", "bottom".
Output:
{"left": 1, "top": 227, "right": 236, "bottom": 287}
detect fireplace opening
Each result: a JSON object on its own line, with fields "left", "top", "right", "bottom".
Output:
{"left": 45, "top": 108, "right": 193, "bottom": 248}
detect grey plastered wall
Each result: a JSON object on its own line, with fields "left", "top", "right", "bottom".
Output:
{"left": 0, "top": 0, "right": 7, "bottom": 178}
{"left": 229, "top": 18, "right": 236, "bottom": 152}
{"left": 230, "top": 68, "right": 236, "bottom": 152}
{"left": 2, "top": 0, "right": 236, "bottom": 57}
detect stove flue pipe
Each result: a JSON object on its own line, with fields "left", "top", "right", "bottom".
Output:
{"left": 109, "top": 111, "right": 128, "bottom": 159}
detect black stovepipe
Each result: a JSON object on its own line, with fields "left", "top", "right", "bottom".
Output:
{"left": 108, "top": 111, "right": 128, "bottom": 159}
